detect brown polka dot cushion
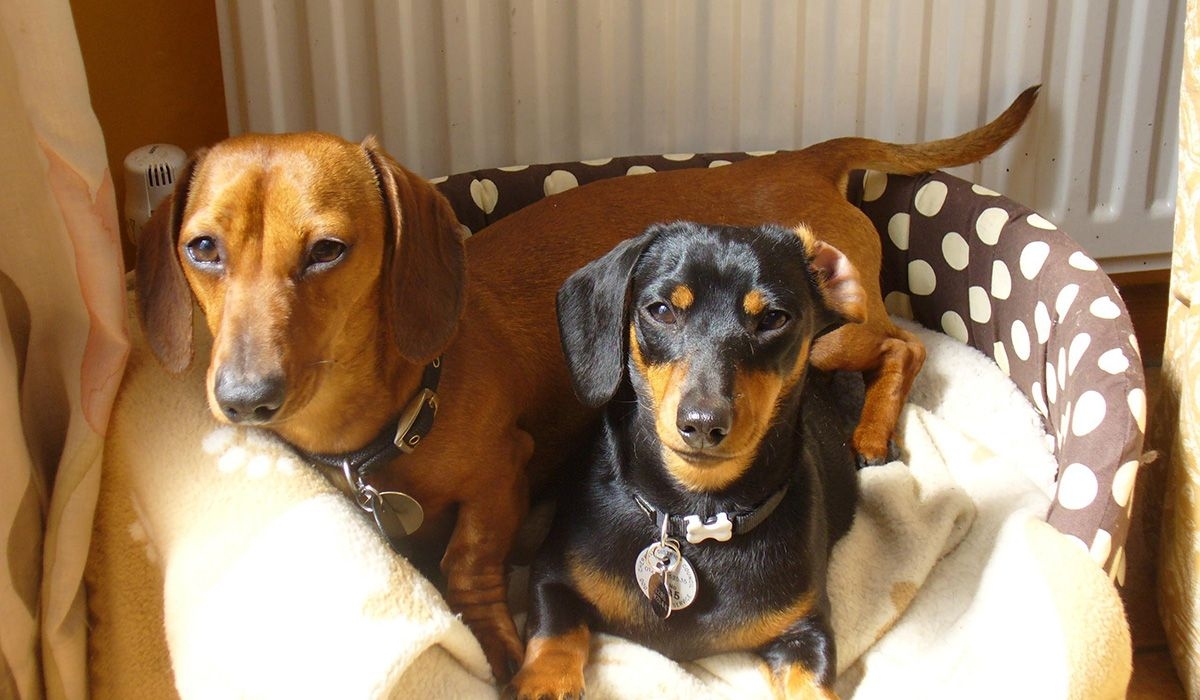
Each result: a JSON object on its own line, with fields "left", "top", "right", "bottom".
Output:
{"left": 434, "top": 154, "right": 1146, "bottom": 579}
{"left": 846, "top": 170, "right": 1145, "bottom": 580}
{"left": 432, "top": 153, "right": 755, "bottom": 234}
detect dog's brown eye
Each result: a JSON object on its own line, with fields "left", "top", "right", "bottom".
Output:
{"left": 185, "top": 236, "right": 221, "bottom": 265}
{"left": 758, "top": 309, "right": 791, "bottom": 333}
{"left": 307, "top": 239, "right": 347, "bottom": 268}
{"left": 646, "top": 302, "right": 677, "bottom": 325}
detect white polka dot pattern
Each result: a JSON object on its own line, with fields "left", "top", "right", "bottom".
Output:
{"left": 1090, "top": 296, "right": 1122, "bottom": 319}
{"left": 1069, "top": 251, "right": 1099, "bottom": 271}
{"left": 942, "top": 232, "right": 970, "bottom": 270}
{"left": 847, "top": 169, "right": 1146, "bottom": 578}
{"left": 1059, "top": 463, "right": 1099, "bottom": 510}
{"left": 543, "top": 169, "right": 579, "bottom": 196}
{"left": 1068, "top": 333, "right": 1091, "bottom": 375}
{"left": 1027, "top": 213, "right": 1057, "bottom": 230}
{"left": 1034, "top": 302, "right": 1051, "bottom": 344}
{"left": 1071, "top": 391, "right": 1107, "bottom": 436}
{"left": 1112, "top": 461, "right": 1138, "bottom": 508}
{"left": 915, "top": 181, "right": 948, "bottom": 217}
{"left": 1011, "top": 320, "right": 1031, "bottom": 361}
{"left": 1128, "top": 388, "right": 1147, "bottom": 434}
{"left": 908, "top": 260, "right": 937, "bottom": 296}
{"left": 1098, "top": 348, "right": 1129, "bottom": 374}
{"left": 969, "top": 286, "right": 991, "bottom": 323}
{"left": 1020, "top": 241, "right": 1050, "bottom": 279}
{"left": 863, "top": 170, "right": 888, "bottom": 202}
{"left": 1056, "top": 284, "right": 1080, "bottom": 320}
{"left": 1031, "top": 382, "right": 1048, "bottom": 416}
{"left": 993, "top": 342, "right": 1010, "bottom": 376}
{"left": 991, "top": 261, "right": 1012, "bottom": 300}
{"left": 942, "top": 311, "right": 968, "bottom": 343}
{"left": 976, "top": 207, "right": 1008, "bottom": 244}
{"left": 1091, "top": 529, "right": 1112, "bottom": 564}
{"left": 436, "top": 152, "right": 773, "bottom": 233}
{"left": 888, "top": 213, "right": 911, "bottom": 250}
{"left": 470, "top": 178, "right": 498, "bottom": 214}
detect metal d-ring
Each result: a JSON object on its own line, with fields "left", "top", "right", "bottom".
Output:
{"left": 342, "top": 459, "right": 377, "bottom": 513}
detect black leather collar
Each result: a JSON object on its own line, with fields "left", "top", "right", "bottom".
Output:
{"left": 631, "top": 484, "right": 789, "bottom": 545}
{"left": 291, "top": 357, "right": 442, "bottom": 480}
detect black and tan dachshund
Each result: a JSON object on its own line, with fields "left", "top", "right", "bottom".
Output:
{"left": 512, "top": 221, "right": 864, "bottom": 699}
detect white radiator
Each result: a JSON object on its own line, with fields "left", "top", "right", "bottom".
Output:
{"left": 215, "top": 0, "right": 1183, "bottom": 271}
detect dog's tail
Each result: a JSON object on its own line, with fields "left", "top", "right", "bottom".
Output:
{"left": 806, "top": 85, "right": 1040, "bottom": 180}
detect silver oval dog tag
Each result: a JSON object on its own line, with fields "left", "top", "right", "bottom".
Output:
{"left": 372, "top": 491, "right": 425, "bottom": 540}
{"left": 647, "top": 564, "right": 674, "bottom": 619}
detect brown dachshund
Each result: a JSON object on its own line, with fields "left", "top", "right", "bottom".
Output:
{"left": 135, "top": 86, "right": 1036, "bottom": 682}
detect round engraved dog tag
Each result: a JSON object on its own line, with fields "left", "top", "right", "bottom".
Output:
{"left": 635, "top": 542, "right": 697, "bottom": 613}
{"left": 372, "top": 491, "right": 425, "bottom": 540}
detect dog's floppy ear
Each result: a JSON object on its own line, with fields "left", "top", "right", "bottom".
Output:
{"left": 135, "top": 152, "right": 201, "bottom": 374}
{"left": 364, "top": 137, "right": 467, "bottom": 364}
{"left": 807, "top": 237, "right": 867, "bottom": 331}
{"left": 556, "top": 227, "right": 660, "bottom": 407}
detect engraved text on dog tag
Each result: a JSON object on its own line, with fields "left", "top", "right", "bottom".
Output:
{"left": 635, "top": 541, "right": 698, "bottom": 616}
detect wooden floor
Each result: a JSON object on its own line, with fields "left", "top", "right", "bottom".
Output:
{"left": 1111, "top": 270, "right": 1187, "bottom": 697}
{"left": 1126, "top": 365, "right": 1187, "bottom": 698}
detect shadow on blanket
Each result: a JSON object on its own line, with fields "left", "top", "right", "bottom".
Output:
{"left": 87, "top": 301, "right": 1131, "bottom": 699}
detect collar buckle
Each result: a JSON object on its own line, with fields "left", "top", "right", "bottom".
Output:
{"left": 393, "top": 387, "right": 438, "bottom": 454}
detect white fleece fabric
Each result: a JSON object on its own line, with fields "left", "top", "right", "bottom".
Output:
{"left": 87, "top": 316, "right": 1131, "bottom": 699}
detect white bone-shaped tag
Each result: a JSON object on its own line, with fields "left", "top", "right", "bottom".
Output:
{"left": 684, "top": 512, "right": 733, "bottom": 544}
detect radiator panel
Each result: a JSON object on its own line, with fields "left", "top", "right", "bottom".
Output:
{"left": 216, "top": 0, "right": 1183, "bottom": 269}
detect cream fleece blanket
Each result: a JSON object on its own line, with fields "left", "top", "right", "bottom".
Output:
{"left": 87, "top": 311, "right": 1131, "bottom": 699}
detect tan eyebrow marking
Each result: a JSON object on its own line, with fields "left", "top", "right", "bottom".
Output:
{"left": 670, "top": 284, "right": 694, "bottom": 310}
{"left": 743, "top": 289, "right": 768, "bottom": 316}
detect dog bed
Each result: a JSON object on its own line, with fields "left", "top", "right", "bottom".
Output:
{"left": 435, "top": 154, "right": 1147, "bottom": 579}
{"left": 86, "top": 153, "right": 1142, "bottom": 699}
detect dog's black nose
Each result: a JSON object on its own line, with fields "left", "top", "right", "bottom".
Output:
{"left": 214, "top": 370, "right": 286, "bottom": 424}
{"left": 677, "top": 400, "right": 731, "bottom": 449}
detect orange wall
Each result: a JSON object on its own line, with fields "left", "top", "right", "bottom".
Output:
{"left": 70, "top": 0, "right": 229, "bottom": 268}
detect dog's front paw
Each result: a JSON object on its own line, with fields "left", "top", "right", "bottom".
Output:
{"left": 509, "top": 664, "right": 585, "bottom": 700}
{"left": 774, "top": 663, "right": 840, "bottom": 700}
{"left": 508, "top": 627, "right": 590, "bottom": 700}
{"left": 854, "top": 438, "right": 901, "bottom": 469}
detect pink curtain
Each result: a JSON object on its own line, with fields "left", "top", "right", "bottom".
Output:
{"left": 0, "top": 0, "right": 128, "bottom": 698}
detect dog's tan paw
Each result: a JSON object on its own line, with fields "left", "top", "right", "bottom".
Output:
{"left": 509, "top": 666, "right": 585, "bottom": 700}
{"left": 509, "top": 627, "right": 589, "bottom": 700}
{"left": 774, "top": 663, "right": 839, "bottom": 700}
